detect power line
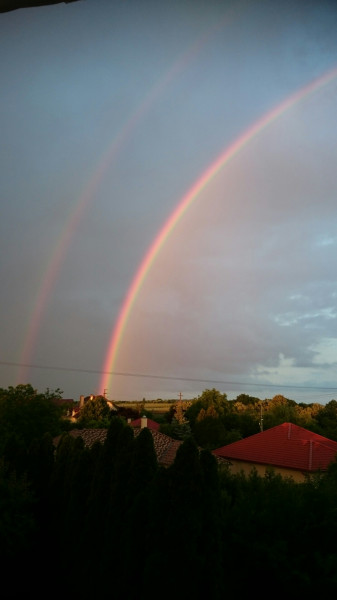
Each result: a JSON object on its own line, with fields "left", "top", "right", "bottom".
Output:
{"left": 1, "top": 360, "right": 337, "bottom": 393}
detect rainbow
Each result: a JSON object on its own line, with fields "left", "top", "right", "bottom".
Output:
{"left": 17, "top": 155, "right": 113, "bottom": 383}
{"left": 17, "top": 8, "right": 237, "bottom": 386}
{"left": 100, "top": 65, "right": 337, "bottom": 396}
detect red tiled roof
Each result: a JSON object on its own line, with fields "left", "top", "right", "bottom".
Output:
{"left": 213, "top": 422, "right": 337, "bottom": 473}
{"left": 129, "top": 417, "right": 160, "bottom": 431}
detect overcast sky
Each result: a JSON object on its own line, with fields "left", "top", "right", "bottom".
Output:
{"left": 1, "top": 0, "right": 337, "bottom": 404}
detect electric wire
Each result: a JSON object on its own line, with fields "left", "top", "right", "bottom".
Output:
{"left": 1, "top": 360, "right": 337, "bottom": 394}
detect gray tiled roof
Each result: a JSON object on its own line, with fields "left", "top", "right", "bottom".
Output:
{"left": 54, "top": 426, "right": 183, "bottom": 467}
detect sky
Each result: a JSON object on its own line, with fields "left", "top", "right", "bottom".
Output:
{"left": 1, "top": 0, "right": 337, "bottom": 405}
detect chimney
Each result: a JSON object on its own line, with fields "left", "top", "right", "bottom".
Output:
{"left": 141, "top": 415, "right": 147, "bottom": 429}
{"left": 79, "top": 395, "right": 85, "bottom": 408}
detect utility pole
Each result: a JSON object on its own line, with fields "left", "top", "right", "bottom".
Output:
{"left": 103, "top": 388, "right": 108, "bottom": 399}
{"left": 178, "top": 392, "right": 183, "bottom": 401}
{"left": 259, "top": 403, "right": 263, "bottom": 432}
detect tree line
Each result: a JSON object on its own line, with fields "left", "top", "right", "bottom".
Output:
{"left": 1, "top": 383, "right": 337, "bottom": 597}
{"left": 78, "top": 387, "right": 337, "bottom": 447}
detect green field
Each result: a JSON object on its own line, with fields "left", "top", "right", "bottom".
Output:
{"left": 115, "top": 399, "right": 179, "bottom": 416}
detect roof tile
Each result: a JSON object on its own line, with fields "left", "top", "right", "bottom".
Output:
{"left": 213, "top": 422, "right": 337, "bottom": 473}
{"left": 54, "top": 423, "right": 182, "bottom": 467}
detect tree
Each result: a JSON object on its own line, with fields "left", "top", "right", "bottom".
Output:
{"left": 173, "top": 399, "right": 192, "bottom": 423}
{"left": 262, "top": 394, "right": 299, "bottom": 429}
{"left": 170, "top": 401, "right": 192, "bottom": 440}
{"left": 193, "top": 415, "right": 230, "bottom": 449}
{"left": 77, "top": 394, "right": 111, "bottom": 426}
{"left": 315, "top": 400, "right": 337, "bottom": 441}
{"left": 0, "top": 459, "right": 37, "bottom": 596}
{"left": 198, "top": 449, "right": 225, "bottom": 598}
{"left": 223, "top": 410, "right": 259, "bottom": 438}
{"left": 163, "top": 437, "right": 210, "bottom": 596}
{"left": 185, "top": 388, "right": 228, "bottom": 426}
{"left": 0, "top": 384, "right": 64, "bottom": 454}
{"left": 233, "top": 393, "right": 261, "bottom": 406}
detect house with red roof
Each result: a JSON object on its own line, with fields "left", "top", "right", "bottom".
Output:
{"left": 128, "top": 415, "right": 160, "bottom": 431}
{"left": 212, "top": 422, "right": 337, "bottom": 482}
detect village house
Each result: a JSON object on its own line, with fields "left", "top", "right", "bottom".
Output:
{"left": 213, "top": 422, "right": 337, "bottom": 482}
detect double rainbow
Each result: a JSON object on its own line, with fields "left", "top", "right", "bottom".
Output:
{"left": 100, "top": 66, "right": 337, "bottom": 396}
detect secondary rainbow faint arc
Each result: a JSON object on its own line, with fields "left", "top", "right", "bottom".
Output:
{"left": 100, "top": 65, "right": 337, "bottom": 395}
{"left": 17, "top": 7, "right": 238, "bottom": 386}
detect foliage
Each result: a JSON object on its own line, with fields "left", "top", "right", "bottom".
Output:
{"left": 170, "top": 417, "right": 192, "bottom": 440}
{"left": 43, "top": 387, "right": 64, "bottom": 401}
{"left": 77, "top": 395, "right": 112, "bottom": 426}
{"left": 133, "top": 427, "right": 158, "bottom": 481}
{"left": 2, "top": 388, "right": 337, "bottom": 597}
{"left": 172, "top": 399, "right": 192, "bottom": 423}
{"left": 0, "top": 458, "right": 37, "bottom": 594}
{"left": 160, "top": 400, "right": 192, "bottom": 439}
{"left": 193, "top": 415, "right": 230, "bottom": 449}
{"left": 314, "top": 400, "right": 337, "bottom": 441}
{"left": 233, "top": 393, "right": 261, "bottom": 406}
{"left": 261, "top": 394, "right": 300, "bottom": 429}
{"left": 185, "top": 388, "right": 229, "bottom": 426}
{"left": 158, "top": 422, "right": 174, "bottom": 436}
{"left": 222, "top": 410, "right": 259, "bottom": 438}
{"left": 0, "top": 384, "right": 65, "bottom": 454}
{"left": 0, "top": 459, "right": 36, "bottom": 558}
{"left": 115, "top": 405, "right": 140, "bottom": 420}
